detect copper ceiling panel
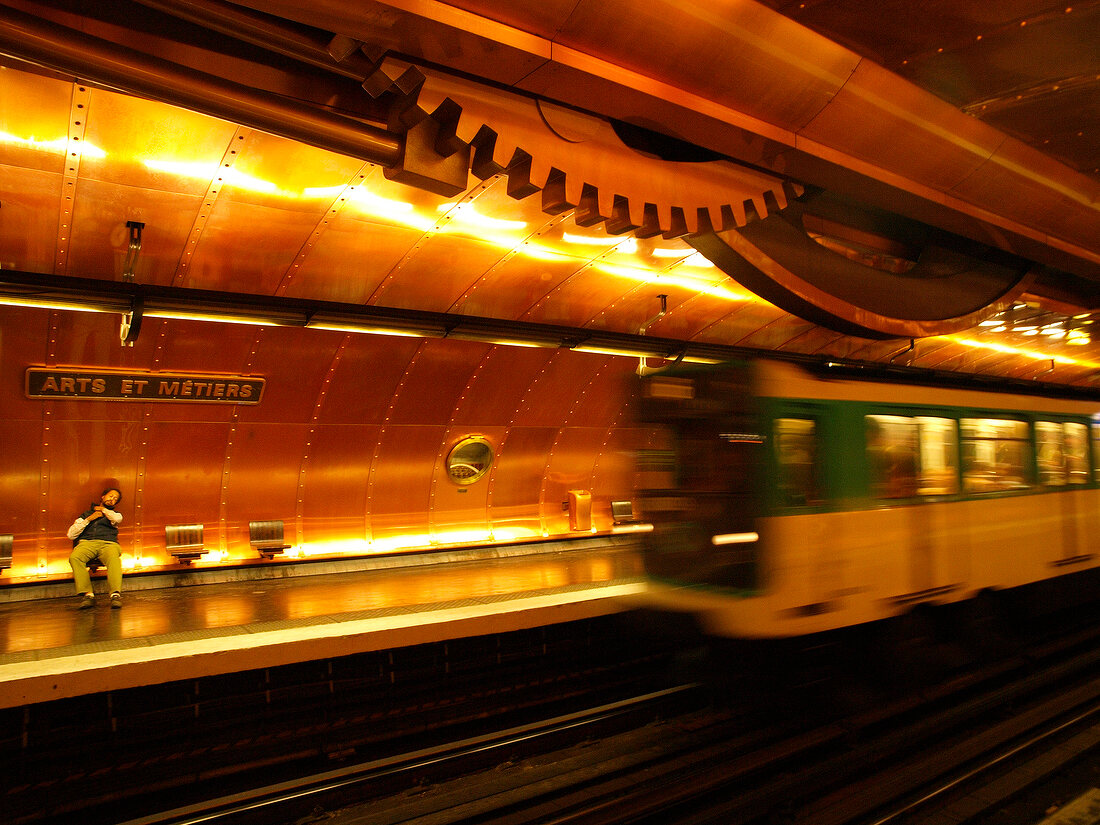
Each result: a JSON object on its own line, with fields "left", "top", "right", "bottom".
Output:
{"left": 888, "top": 4, "right": 1099, "bottom": 108}
{"left": 220, "top": 130, "right": 370, "bottom": 209}
{"left": 646, "top": 292, "right": 756, "bottom": 342}
{"left": 520, "top": 266, "right": 640, "bottom": 328}
{"left": 78, "top": 87, "right": 237, "bottom": 195}
{"left": 0, "top": 60, "right": 71, "bottom": 173}
{"left": 800, "top": 59, "right": 1002, "bottom": 193}
{"left": 951, "top": 139, "right": 1100, "bottom": 250}
{"left": 253, "top": 0, "right": 553, "bottom": 83}
{"left": 0, "top": 166, "right": 67, "bottom": 273}
{"left": 283, "top": 216, "right": 422, "bottom": 304}
{"left": 694, "top": 301, "right": 790, "bottom": 346}
{"left": 181, "top": 198, "right": 324, "bottom": 295}
{"left": 549, "top": 0, "right": 859, "bottom": 132}
{"left": 736, "top": 314, "right": 824, "bottom": 352}
{"left": 63, "top": 178, "right": 200, "bottom": 283}
{"left": 981, "top": 84, "right": 1100, "bottom": 178}
{"left": 369, "top": 235, "right": 509, "bottom": 312}
{"left": 455, "top": 251, "right": 587, "bottom": 319}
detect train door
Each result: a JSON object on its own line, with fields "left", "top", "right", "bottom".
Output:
{"left": 771, "top": 404, "right": 836, "bottom": 608}
{"left": 636, "top": 365, "right": 764, "bottom": 591}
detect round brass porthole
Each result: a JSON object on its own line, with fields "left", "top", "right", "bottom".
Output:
{"left": 446, "top": 436, "right": 493, "bottom": 485}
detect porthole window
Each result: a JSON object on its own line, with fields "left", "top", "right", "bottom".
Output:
{"left": 446, "top": 436, "right": 493, "bottom": 485}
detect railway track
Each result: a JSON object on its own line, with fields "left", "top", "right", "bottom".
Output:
{"left": 94, "top": 616, "right": 1100, "bottom": 825}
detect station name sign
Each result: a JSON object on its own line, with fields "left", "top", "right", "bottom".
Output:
{"left": 26, "top": 368, "right": 265, "bottom": 404}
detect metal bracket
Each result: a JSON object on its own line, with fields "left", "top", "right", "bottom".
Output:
{"left": 120, "top": 294, "right": 143, "bottom": 347}
{"left": 122, "top": 220, "right": 144, "bottom": 281}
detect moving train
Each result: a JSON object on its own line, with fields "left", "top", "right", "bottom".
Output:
{"left": 635, "top": 357, "right": 1100, "bottom": 639}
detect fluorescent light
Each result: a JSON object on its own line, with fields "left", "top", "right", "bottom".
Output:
{"left": 679, "top": 355, "right": 726, "bottom": 365}
{"left": 144, "top": 310, "right": 285, "bottom": 326}
{"left": 571, "top": 345, "right": 651, "bottom": 358}
{"left": 0, "top": 296, "right": 112, "bottom": 313}
{"left": 307, "top": 322, "right": 428, "bottom": 337}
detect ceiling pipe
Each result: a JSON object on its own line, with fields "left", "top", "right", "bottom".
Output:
{"left": 132, "top": 0, "right": 380, "bottom": 80}
{"left": 0, "top": 3, "right": 403, "bottom": 169}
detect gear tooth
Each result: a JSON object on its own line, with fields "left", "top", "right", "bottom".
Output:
{"left": 635, "top": 203, "right": 662, "bottom": 239}
{"left": 363, "top": 64, "right": 398, "bottom": 99}
{"left": 749, "top": 194, "right": 769, "bottom": 221}
{"left": 470, "top": 125, "right": 503, "bottom": 179}
{"left": 565, "top": 176, "right": 585, "bottom": 209}
{"left": 327, "top": 34, "right": 361, "bottom": 63}
{"left": 574, "top": 184, "right": 608, "bottom": 227}
{"left": 430, "top": 98, "right": 466, "bottom": 158}
{"left": 506, "top": 150, "right": 541, "bottom": 200}
{"left": 526, "top": 156, "right": 553, "bottom": 194}
{"left": 606, "top": 195, "right": 639, "bottom": 235}
{"left": 728, "top": 202, "right": 748, "bottom": 228}
{"left": 542, "top": 170, "right": 573, "bottom": 214}
{"left": 656, "top": 203, "right": 673, "bottom": 232}
{"left": 769, "top": 185, "right": 788, "bottom": 211}
{"left": 597, "top": 189, "right": 616, "bottom": 219}
{"left": 394, "top": 66, "right": 425, "bottom": 97}
{"left": 706, "top": 205, "right": 725, "bottom": 231}
{"left": 662, "top": 207, "right": 689, "bottom": 239}
{"left": 691, "top": 207, "right": 714, "bottom": 235}
{"left": 360, "top": 42, "right": 387, "bottom": 64}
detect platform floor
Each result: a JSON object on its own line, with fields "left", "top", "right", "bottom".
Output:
{"left": 0, "top": 541, "right": 646, "bottom": 709}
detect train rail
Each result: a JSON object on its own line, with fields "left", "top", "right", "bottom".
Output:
{"left": 308, "top": 619, "right": 1100, "bottom": 825}
{"left": 8, "top": 611, "right": 1099, "bottom": 825}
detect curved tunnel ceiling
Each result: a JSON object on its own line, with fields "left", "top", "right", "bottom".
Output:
{"left": 0, "top": 0, "right": 1097, "bottom": 386}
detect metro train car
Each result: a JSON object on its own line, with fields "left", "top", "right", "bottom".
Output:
{"left": 635, "top": 357, "right": 1100, "bottom": 639}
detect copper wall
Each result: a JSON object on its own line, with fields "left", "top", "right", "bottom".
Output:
{"left": 0, "top": 305, "right": 646, "bottom": 582}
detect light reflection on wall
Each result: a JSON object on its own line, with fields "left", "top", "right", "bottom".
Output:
{"left": 937, "top": 335, "right": 1100, "bottom": 369}
{"left": 134, "top": 155, "right": 756, "bottom": 304}
{"left": 0, "top": 131, "right": 106, "bottom": 157}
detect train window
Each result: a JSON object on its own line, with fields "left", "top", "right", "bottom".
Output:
{"left": 775, "top": 418, "right": 820, "bottom": 506}
{"left": 1036, "top": 421, "right": 1089, "bottom": 485}
{"left": 1066, "top": 423, "right": 1089, "bottom": 483}
{"left": 866, "top": 415, "right": 957, "bottom": 498}
{"left": 960, "top": 418, "right": 1030, "bottom": 492}
{"left": 917, "top": 417, "right": 959, "bottom": 494}
{"left": 1092, "top": 423, "right": 1100, "bottom": 478}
